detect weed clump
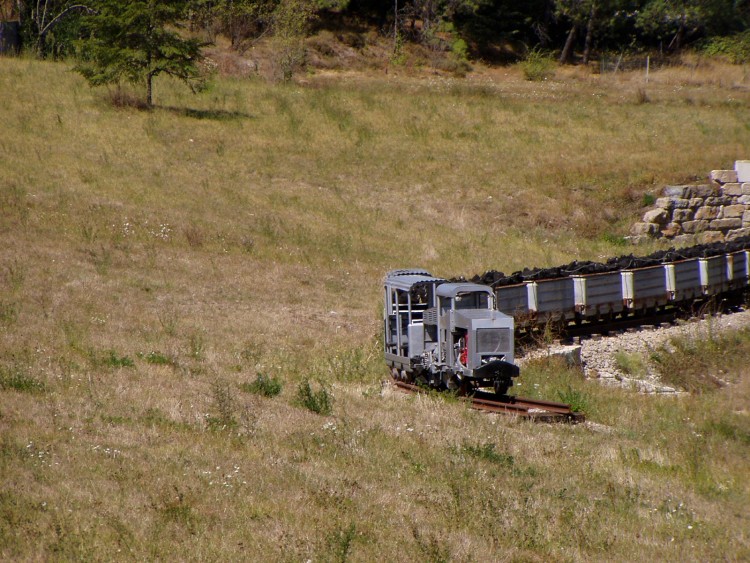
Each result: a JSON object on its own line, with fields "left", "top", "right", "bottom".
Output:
{"left": 557, "top": 385, "right": 589, "bottom": 413}
{"left": 0, "top": 367, "right": 45, "bottom": 394}
{"left": 702, "top": 31, "right": 750, "bottom": 64}
{"left": 520, "top": 49, "right": 555, "bottom": 81}
{"left": 241, "top": 373, "right": 283, "bottom": 397}
{"left": 103, "top": 350, "right": 135, "bottom": 369}
{"left": 650, "top": 328, "right": 750, "bottom": 393}
{"left": 207, "top": 380, "right": 237, "bottom": 431}
{"left": 139, "top": 351, "right": 173, "bottom": 366}
{"left": 614, "top": 351, "right": 648, "bottom": 378}
{"left": 462, "top": 442, "right": 514, "bottom": 467}
{"left": 296, "top": 378, "right": 332, "bottom": 415}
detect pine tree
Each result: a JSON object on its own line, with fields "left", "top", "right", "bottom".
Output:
{"left": 75, "top": 0, "right": 204, "bottom": 107}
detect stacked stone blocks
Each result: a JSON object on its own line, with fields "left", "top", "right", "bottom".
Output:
{"left": 631, "top": 160, "right": 750, "bottom": 244}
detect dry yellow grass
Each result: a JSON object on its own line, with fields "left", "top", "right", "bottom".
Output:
{"left": 1, "top": 55, "right": 749, "bottom": 560}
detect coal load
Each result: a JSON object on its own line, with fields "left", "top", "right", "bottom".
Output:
{"left": 458, "top": 237, "right": 750, "bottom": 289}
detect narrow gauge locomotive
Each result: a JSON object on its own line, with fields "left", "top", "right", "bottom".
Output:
{"left": 384, "top": 269, "right": 520, "bottom": 396}
{"left": 384, "top": 244, "right": 750, "bottom": 396}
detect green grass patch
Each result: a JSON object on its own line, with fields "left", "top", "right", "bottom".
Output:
{"left": 520, "top": 49, "right": 556, "bottom": 81}
{"left": 0, "top": 367, "right": 45, "bottom": 394}
{"left": 98, "top": 350, "right": 135, "bottom": 369}
{"left": 650, "top": 326, "right": 750, "bottom": 393}
{"left": 138, "top": 351, "right": 174, "bottom": 366}
{"left": 614, "top": 350, "right": 649, "bottom": 379}
{"left": 296, "top": 379, "right": 333, "bottom": 415}
{"left": 461, "top": 442, "right": 514, "bottom": 467}
{"left": 557, "top": 384, "right": 589, "bottom": 413}
{"left": 240, "top": 373, "right": 283, "bottom": 397}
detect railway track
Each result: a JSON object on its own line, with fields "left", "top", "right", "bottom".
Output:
{"left": 516, "top": 292, "right": 747, "bottom": 346}
{"left": 391, "top": 379, "right": 585, "bottom": 423}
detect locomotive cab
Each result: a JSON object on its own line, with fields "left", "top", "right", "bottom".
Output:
{"left": 384, "top": 270, "right": 519, "bottom": 395}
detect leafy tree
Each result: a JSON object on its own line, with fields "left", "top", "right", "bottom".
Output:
{"left": 11, "top": 1, "right": 91, "bottom": 56}
{"left": 75, "top": 0, "right": 205, "bottom": 107}
{"left": 271, "top": 0, "right": 315, "bottom": 81}
{"left": 636, "top": 0, "right": 746, "bottom": 51}
{"left": 188, "top": 0, "right": 277, "bottom": 52}
{"left": 556, "top": 0, "right": 609, "bottom": 64}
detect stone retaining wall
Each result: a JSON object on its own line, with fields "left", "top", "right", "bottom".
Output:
{"left": 631, "top": 160, "right": 750, "bottom": 244}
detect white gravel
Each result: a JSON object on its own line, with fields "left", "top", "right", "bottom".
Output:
{"left": 517, "top": 308, "right": 750, "bottom": 394}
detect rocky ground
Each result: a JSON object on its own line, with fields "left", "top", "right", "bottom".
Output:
{"left": 517, "top": 308, "right": 750, "bottom": 394}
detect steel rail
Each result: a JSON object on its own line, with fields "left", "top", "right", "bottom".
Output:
{"left": 391, "top": 379, "right": 585, "bottom": 423}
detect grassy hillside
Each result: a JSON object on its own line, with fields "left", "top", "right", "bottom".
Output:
{"left": 1, "top": 56, "right": 750, "bottom": 560}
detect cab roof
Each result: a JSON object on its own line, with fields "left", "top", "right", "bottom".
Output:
{"left": 384, "top": 269, "right": 445, "bottom": 292}
{"left": 435, "top": 283, "right": 493, "bottom": 298}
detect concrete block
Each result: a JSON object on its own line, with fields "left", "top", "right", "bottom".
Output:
{"left": 626, "top": 235, "right": 650, "bottom": 245}
{"left": 643, "top": 208, "right": 669, "bottom": 225}
{"left": 654, "top": 197, "right": 674, "bottom": 210}
{"left": 727, "top": 227, "right": 750, "bottom": 241}
{"left": 694, "top": 206, "right": 720, "bottom": 220}
{"left": 671, "top": 209, "right": 694, "bottom": 222}
{"left": 682, "top": 220, "right": 710, "bottom": 234}
{"left": 688, "top": 184, "right": 718, "bottom": 198}
{"left": 663, "top": 185, "right": 689, "bottom": 198}
{"left": 736, "top": 161, "right": 750, "bottom": 182}
{"left": 671, "top": 198, "right": 690, "bottom": 209}
{"left": 706, "top": 196, "right": 734, "bottom": 206}
{"left": 546, "top": 345, "right": 582, "bottom": 367}
{"left": 721, "top": 183, "right": 743, "bottom": 196}
{"left": 722, "top": 204, "right": 746, "bottom": 219}
{"left": 700, "top": 231, "right": 725, "bottom": 244}
{"left": 630, "top": 222, "right": 660, "bottom": 236}
{"left": 710, "top": 218, "right": 743, "bottom": 230}
{"left": 710, "top": 170, "right": 738, "bottom": 184}
{"left": 673, "top": 234, "right": 695, "bottom": 245}
{"left": 661, "top": 222, "right": 682, "bottom": 238}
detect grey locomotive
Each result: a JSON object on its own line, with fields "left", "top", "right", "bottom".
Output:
{"left": 384, "top": 269, "right": 519, "bottom": 395}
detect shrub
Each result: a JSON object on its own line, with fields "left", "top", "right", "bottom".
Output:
{"left": 296, "top": 379, "right": 332, "bottom": 415}
{"left": 451, "top": 38, "right": 469, "bottom": 61}
{"left": 240, "top": 373, "right": 283, "bottom": 397}
{"left": 702, "top": 31, "right": 750, "bottom": 64}
{"left": 557, "top": 385, "right": 589, "bottom": 413}
{"left": 614, "top": 351, "right": 648, "bottom": 378}
{"left": 207, "top": 380, "right": 237, "bottom": 431}
{"left": 520, "top": 49, "right": 555, "bottom": 81}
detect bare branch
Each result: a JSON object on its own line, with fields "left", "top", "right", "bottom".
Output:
{"left": 39, "top": 4, "right": 95, "bottom": 37}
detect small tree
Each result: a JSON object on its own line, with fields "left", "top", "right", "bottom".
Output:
{"left": 75, "top": 0, "right": 205, "bottom": 107}
{"left": 271, "top": 0, "right": 314, "bottom": 82}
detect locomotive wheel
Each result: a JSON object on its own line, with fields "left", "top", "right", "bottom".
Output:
{"left": 493, "top": 380, "right": 510, "bottom": 396}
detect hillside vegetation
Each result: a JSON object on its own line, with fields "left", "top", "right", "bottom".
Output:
{"left": 1, "top": 56, "right": 750, "bottom": 560}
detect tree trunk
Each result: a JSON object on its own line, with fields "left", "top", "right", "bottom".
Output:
{"left": 582, "top": 3, "right": 597, "bottom": 65}
{"left": 147, "top": 73, "right": 153, "bottom": 107}
{"left": 559, "top": 24, "right": 577, "bottom": 65}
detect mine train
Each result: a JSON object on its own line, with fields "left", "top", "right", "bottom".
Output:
{"left": 384, "top": 243, "right": 750, "bottom": 396}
